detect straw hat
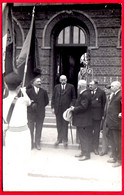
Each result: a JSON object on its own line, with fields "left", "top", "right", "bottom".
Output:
{"left": 63, "top": 108, "right": 72, "bottom": 122}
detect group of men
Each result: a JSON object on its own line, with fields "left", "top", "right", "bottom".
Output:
{"left": 3, "top": 74, "right": 122, "bottom": 169}
{"left": 51, "top": 75, "right": 122, "bottom": 168}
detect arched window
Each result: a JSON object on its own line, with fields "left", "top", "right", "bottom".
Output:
{"left": 57, "top": 26, "right": 86, "bottom": 45}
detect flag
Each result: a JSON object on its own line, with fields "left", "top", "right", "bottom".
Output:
{"left": 3, "top": 3, "right": 21, "bottom": 89}
{"left": 3, "top": 4, "right": 14, "bottom": 75}
{"left": 2, "top": 3, "right": 9, "bottom": 74}
{"left": 16, "top": 6, "right": 41, "bottom": 87}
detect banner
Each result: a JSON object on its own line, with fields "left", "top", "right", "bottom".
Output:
{"left": 2, "top": 3, "right": 9, "bottom": 74}
{"left": 16, "top": 6, "right": 41, "bottom": 87}
{"left": 4, "top": 4, "right": 14, "bottom": 75}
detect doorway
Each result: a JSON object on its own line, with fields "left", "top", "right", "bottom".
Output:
{"left": 54, "top": 46, "right": 87, "bottom": 95}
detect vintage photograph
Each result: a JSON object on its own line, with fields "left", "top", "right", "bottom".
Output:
{"left": 2, "top": 3, "right": 122, "bottom": 191}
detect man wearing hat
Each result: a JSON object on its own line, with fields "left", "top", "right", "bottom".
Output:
{"left": 71, "top": 80, "right": 92, "bottom": 161}
{"left": 51, "top": 75, "right": 76, "bottom": 147}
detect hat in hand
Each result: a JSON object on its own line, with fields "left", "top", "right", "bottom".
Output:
{"left": 63, "top": 108, "right": 72, "bottom": 122}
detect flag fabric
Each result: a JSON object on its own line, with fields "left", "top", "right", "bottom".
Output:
{"left": 2, "top": 3, "right": 9, "bottom": 74}
{"left": 16, "top": 6, "right": 41, "bottom": 87}
{"left": 4, "top": 4, "right": 14, "bottom": 75}
{"left": 3, "top": 3, "right": 21, "bottom": 89}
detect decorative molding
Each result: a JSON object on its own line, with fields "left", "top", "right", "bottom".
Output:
{"left": 42, "top": 10, "right": 98, "bottom": 49}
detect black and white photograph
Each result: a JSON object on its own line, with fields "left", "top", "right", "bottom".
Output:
{"left": 2, "top": 2, "right": 122, "bottom": 191}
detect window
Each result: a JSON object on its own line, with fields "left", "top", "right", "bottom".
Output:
{"left": 57, "top": 26, "right": 86, "bottom": 45}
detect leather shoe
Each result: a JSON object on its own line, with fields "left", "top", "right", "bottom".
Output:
{"left": 31, "top": 142, "right": 35, "bottom": 150}
{"left": 107, "top": 158, "right": 116, "bottom": 163}
{"left": 78, "top": 156, "right": 90, "bottom": 161}
{"left": 75, "top": 153, "right": 83, "bottom": 158}
{"left": 63, "top": 142, "right": 68, "bottom": 148}
{"left": 112, "top": 162, "right": 121, "bottom": 167}
{"left": 36, "top": 144, "right": 41, "bottom": 150}
{"left": 54, "top": 140, "right": 62, "bottom": 146}
{"left": 99, "top": 151, "right": 107, "bottom": 156}
{"left": 94, "top": 149, "right": 99, "bottom": 155}
{"left": 109, "top": 153, "right": 114, "bottom": 158}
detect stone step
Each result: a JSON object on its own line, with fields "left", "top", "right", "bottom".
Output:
{"left": 44, "top": 118, "right": 56, "bottom": 123}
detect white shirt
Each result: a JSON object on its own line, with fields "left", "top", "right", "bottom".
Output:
{"left": 3, "top": 91, "right": 31, "bottom": 127}
{"left": 61, "top": 84, "right": 66, "bottom": 90}
{"left": 34, "top": 86, "right": 39, "bottom": 94}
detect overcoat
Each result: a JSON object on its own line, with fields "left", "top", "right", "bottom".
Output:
{"left": 106, "top": 90, "right": 121, "bottom": 130}
{"left": 51, "top": 83, "right": 76, "bottom": 115}
{"left": 72, "top": 89, "right": 92, "bottom": 127}
{"left": 91, "top": 87, "right": 106, "bottom": 120}
{"left": 27, "top": 86, "right": 49, "bottom": 119}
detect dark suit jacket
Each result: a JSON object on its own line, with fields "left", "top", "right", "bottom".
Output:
{"left": 51, "top": 83, "right": 76, "bottom": 115}
{"left": 72, "top": 89, "right": 92, "bottom": 127}
{"left": 106, "top": 90, "right": 121, "bottom": 130}
{"left": 91, "top": 87, "right": 106, "bottom": 120}
{"left": 26, "top": 86, "right": 49, "bottom": 119}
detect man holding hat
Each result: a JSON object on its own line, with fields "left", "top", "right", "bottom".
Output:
{"left": 71, "top": 80, "right": 92, "bottom": 161}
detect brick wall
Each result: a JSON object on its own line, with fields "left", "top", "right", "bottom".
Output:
{"left": 13, "top": 3, "right": 122, "bottom": 95}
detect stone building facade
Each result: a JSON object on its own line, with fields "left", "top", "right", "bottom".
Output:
{"left": 12, "top": 3, "right": 122, "bottom": 98}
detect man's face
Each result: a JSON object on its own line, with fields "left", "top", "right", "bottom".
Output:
{"left": 89, "top": 82, "right": 95, "bottom": 90}
{"left": 60, "top": 77, "right": 67, "bottom": 85}
{"left": 104, "top": 88, "right": 111, "bottom": 95}
{"left": 111, "top": 84, "right": 118, "bottom": 93}
{"left": 33, "top": 78, "right": 41, "bottom": 88}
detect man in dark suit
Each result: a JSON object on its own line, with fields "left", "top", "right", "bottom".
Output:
{"left": 106, "top": 81, "right": 121, "bottom": 167}
{"left": 89, "top": 80, "right": 106, "bottom": 155}
{"left": 71, "top": 79, "right": 92, "bottom": 161}
{"left": 26, "top": 76, "right": 49, "bottom": 150}
{"left": 51, "top": 75, "right": 76, "bottom": 147}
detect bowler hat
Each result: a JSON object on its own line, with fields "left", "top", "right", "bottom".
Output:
{"left": 63, "top": 108, "right": 72, "bottom": 122}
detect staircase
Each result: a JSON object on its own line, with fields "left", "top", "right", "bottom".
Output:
{"left": 44, "top": 103, "right": 56, "bottom": 128}
{"left": 42, "top": 102, "right": 102, "bottom": 148}
{"left": 42, "top": 102, "right": 78, "bottom": 147}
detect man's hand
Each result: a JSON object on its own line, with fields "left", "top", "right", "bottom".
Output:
{"left": 118, "top": 113, "right": 122, "bottom": 118}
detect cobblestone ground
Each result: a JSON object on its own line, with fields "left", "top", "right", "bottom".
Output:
{"left": 3, "top": 127, "right": 122, "bottom": 191}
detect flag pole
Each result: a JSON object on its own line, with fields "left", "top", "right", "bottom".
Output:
{"left": 22, "top": 6, "right": 35, "bottom": 87}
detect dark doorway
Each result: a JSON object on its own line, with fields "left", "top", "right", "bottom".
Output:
{"left": 54, "top": 46, "right": 87, "bottom": 95}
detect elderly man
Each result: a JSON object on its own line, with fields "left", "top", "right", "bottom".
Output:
{"left": 71, "top": 80, "right": 92, "bottom": 161}
{"left": 89, "top": 80, "right": 106, "bottom": 155}
{"left": 51, "top": 75, "right": 76, "bottom": 147}
{"left": 106, "top": 81, "right": 122, "bottom": 167}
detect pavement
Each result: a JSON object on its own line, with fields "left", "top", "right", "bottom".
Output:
{"left": 2, "top": 126, "right": 122, "bottom": 192}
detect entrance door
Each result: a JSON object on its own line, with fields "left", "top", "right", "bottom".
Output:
{"left": 54, "top": 46, "right": 87, "bottom": 95}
